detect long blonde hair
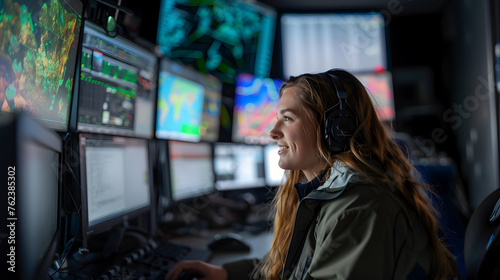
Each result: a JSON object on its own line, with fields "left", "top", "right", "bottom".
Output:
{"left": 255, "top": 70, "right": 457, "bottom": 279}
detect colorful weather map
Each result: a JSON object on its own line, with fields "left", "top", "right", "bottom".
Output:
{"left": 199, "top": 87, "right": 221, "bottom": 142}
{"left": 355, "top": 72, "right": 396, "bottom": 121}
{"left": 156, "top": 72, "right": 205, "bottom": 141}
{"left": 232, "top": 73, "right": 283, "bottom": 144}
{"left": 0, "top": 0, "right": 82, "bottom": 130}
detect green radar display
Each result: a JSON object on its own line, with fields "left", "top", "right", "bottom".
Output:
{"left": 0, "top": 0, "right": 83, "bottom": 131}
{"left": 156, "top": 0, "right": 277, "bottom": 84}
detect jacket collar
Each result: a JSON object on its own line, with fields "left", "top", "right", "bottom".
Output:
{"left": 281, "top": 162, "right": 363, "bottom": 278}
{"left": 306, "top": 162, "right": 362, "bottom": 200}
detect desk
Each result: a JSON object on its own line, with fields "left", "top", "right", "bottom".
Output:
{"left": 169, "top": 228, "right": 274, "bottom": 266}
{"left": 54, "top": 229, "right": 273, "bottom": 280}
{"left": 164, "top": 202, "right": 274, "bottom": 265}
{"left": 55, "top": 204, "right": 274, "bottom": 279}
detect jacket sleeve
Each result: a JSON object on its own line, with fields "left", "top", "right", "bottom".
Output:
{"left": 222, "top": 258, "right": 261, "bottom": 280}
{"left": 305, "top": 208, "right": 397, "bottom": 280}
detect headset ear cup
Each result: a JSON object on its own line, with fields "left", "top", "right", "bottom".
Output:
{"left": 324, "top": 71, "right": 359, "bottom": 153}
{"left": 325, "top": 109, "right": 357, "bottom": 152}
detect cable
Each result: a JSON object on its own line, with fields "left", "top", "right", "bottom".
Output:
{"left": 50, "top": 161, "right": 82, "bottom": 278}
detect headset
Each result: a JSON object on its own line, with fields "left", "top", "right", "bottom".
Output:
{"left": 323, "top": 71, "right": 359, "bottom": 153}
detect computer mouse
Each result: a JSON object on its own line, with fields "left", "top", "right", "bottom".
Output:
{"left": 207, "top": 232, "right": 251, "bottom": 253}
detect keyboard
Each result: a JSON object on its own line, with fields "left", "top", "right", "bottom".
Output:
{"left": 98, "top": 238, "right": 212, "bottom": 280}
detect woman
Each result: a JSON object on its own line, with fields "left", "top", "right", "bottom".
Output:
{"left": 165, "top": 69, "right": 460, "bottom": 280}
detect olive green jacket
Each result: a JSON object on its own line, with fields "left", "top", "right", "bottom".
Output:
{"left": 224, "top": 164, "right": 434, "bottom": 279}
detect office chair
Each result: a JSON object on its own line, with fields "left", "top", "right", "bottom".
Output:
{"left": 416, "top": 161, "right": 466, "bottom": 277}
{"left": 464, "top": 187, "right": 500, "bottom": 280}
{"left": 393, "top": 135, "right": 467, "bottom": 277}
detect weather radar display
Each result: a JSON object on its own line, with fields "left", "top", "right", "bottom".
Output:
{"left": 0, "top": 0, "right": 83, "bottom": 131}
{"left": 156, "top": 70, "right": 205, "bottom": 142}
{"left": 156, "top": 0, "right": 276, "bottom": 84}
{"left": 232, "top": 73, "right": 283, "bottom": 144}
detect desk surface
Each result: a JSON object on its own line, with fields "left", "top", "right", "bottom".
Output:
{"left": 56, "top": 204, "right": 275, "bottom": 279}
{"left": 166, "top": 203, "right": 275, "bottom": 265}
{"left": 169, "top": 228, "right": 274, "bottom": 266}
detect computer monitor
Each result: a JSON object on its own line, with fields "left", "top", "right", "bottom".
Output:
{"left": 155, "top": 58, "right": 209, "bottom": 142}
{"left": 78, "top": 133, "right": 152, "bottom": 248}
{"left": 280, "top": 12, "right": 388, "bottom": 79}
{"left": 263, "top": 144, "right": 285, "bottom": 187}
{"left": 165, "top": 140, "right": 216, "bottom": 201}
{"left": 199, "top": 74, "right": 222, "bottom": 142}
{"left": 0, "top": 112, "right": 62, "bottom": 280}
{"left": 156, "top": 0, "right": 277, "bottom": 84}
{"left": 77, "top": 21, "right": 158, "bottom": 139}
{"left": 232, "top": 73, "right": 284, "bottom": 145}
{"left": 354, "top": 71, "right": 396, "bottom": 121}
{"left": 0, "top": 0, "right": 83, "bottom": 131}
{"left": 213, "top": 142, "right": 265, "bottom": 191}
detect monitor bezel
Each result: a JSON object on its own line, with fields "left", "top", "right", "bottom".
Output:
{"left": 0, "top": 112, "right": 63, "bottom": 280}
{"left": 155, "top": 58, "right": 213, "bottom": 142}
{"left": 78, "top": 133, "right": 154, "bottom": 247}
{"left": 0, "top": 0, "right": 84, "bottom": 133}
{"left": 278, "top": 11, "right": 391, "bottom": 80}
{"left": 213, "top": 142, "right": 267, "bottom": 192}
{"left": 164, "top": 140, "right": 217, "bottom": 203}
{"left": 155, "top": 0, "right": 278, "bottom": 84}
{"left": 75, "top": 20, "right": 159, "bottom": 139}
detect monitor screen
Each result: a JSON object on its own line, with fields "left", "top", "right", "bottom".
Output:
{"left": 0, "top": 112, "right": 62, "bottom": 280}
{"left": 77, "top": 21, "right": 158, "bottom": 139}
{"left": 354, "top": 71, "right": 395, "bottom": 121}
{"left": 167, "top": 140, "right": 215, "bottom": 201}
{"left": 156, "top": 0, "right": 277, "bottom": 84}
{"left": 79, "top": 134, "right": 151, "bottom": 240}
{"left": 155, "top": 58, "right": 210, "bottom": 142}
{"left": 0, "top": 0, "right": 83, "bottom": 131}
{"left": 213, "top": 142, "right": 265, "bottom": 191}
{"left": 232, "top": 73, "right": 283, "bottom": 144}
{"left": 263, "top": 144, "right": 285, "bottom": 187}
{"left": 280, "top": 12, "right": 387, "bottom": 79}
{"left": 200, "top": 74, "right": 223, "bottom": 142}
